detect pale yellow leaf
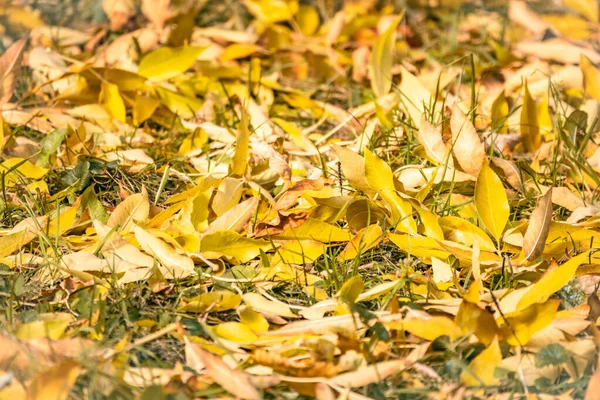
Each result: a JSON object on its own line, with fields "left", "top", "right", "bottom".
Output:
{"left": 417, "top": 115, "right": 453, "bottom": 167}
{"left": 369, "top": 14, "right": 402, "bottom": 98}
{"left": 522, "top": 188, "right": 553, "bottom": 262}
{"left": 191, "top": 346, "right": 260, "bottom": 400}
{"left": 450, "top": 104, "right": 485, "bottom": 176}
{"left": 107, "top": 187, "right": 150, "bottom": 232}
{"left": 134, "top": 226, "right": 196, "bottom": 277}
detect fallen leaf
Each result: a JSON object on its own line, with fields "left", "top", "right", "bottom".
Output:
{"left": 522, "top": 188, "right": 553, "bottom": 262}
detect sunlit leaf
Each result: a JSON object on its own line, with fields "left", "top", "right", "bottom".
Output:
{"left": 474, "top": 161, "right": 509, "bottom": 242}
{"left": 369, "top": 14, "right": 403, "bottom": 98}
{"left": 138, "top": 46, "right": 206, "bottom": 81}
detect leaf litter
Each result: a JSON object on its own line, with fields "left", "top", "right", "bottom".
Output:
{"left": 1, "top": 0, "right": 600, "bottom": 398}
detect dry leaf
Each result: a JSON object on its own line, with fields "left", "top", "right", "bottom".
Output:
{"left": 0, "top": 38, "right": 27, "bottom": 106}
{"left": 450, "top": 104, "right": 485, "bottom": 176}
{"left": 192, "top": 346, "right": 260, "bottom": 400}
{"left": 522, "top": 188, "right": 553, "bottom": 262}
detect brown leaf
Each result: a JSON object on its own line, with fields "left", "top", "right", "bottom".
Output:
{"left": 450, "top": 104, "right": 485, "bottom": 176}
{"left": 102, "top": 0, "right": 135, "bottom": 30}
{"left": 508, "top": 0, "right": 554, "bottom": 36}
{"left": 585, "top": 367, "right": 600, "bottom": 400}
{"left": 142, "top": 0, "right": 173, "bottom": 29}
{"left": 193, "top": 346, "right": 260, "bottom": 400}
{"left": 522, "top": 188, "right": 553, "bottom": 262}
{"left": 0, "top": 38, "right": 27, "bottom": 106}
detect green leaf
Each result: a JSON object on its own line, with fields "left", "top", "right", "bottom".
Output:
{"left": 138, "top": 46, "right": 206, "bottom": 81}
{"left": 534, "top": 343, "right": 569, "bottom": 368}
{"left": 474, "top": 161, "right": 509, "bottom": 242}
{"left": 369, "top": 14, "right": 403, "bottom": 98}
{"left": 37, "top": 128, "right": 68, "bottom": 167}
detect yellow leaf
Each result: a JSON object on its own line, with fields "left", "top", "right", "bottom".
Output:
{"left": 517, "top": 251, "right": 590, "bottom": 311}
{"left": 295, "top": 4, "right": 320, "bottom": 36}
{"left": 338, "top": 224, "right": 383, "bottom": 261}
{"left": 14, "top": 313, "right": 74, "bottom": 341}
{"left": 272, "top": 218, "right": 352, "bottom": 242}
{"left": 243, "top": 292, "right": 296, "bottom": 318}
{"left": 231, "top": 110, "right": 250, "bottom": 176}
{"left": 520, "top": 81, "right": 541, "bottom": 153}
{"left": 0, "top": 228, "right": 39, "bottom": 258}
{"left": 179, "top": 291, "right": 242, "bottom": 313}
{"left": 214, "top": 322, "right": 258, "bottom": 343}
{"left": 522, "top": 188, "right": 553, "bottom": 262}
{"left": 212, "top": 177, "right": 244, "bottom": 216}
{"left": 339, "top": 276, "right": 364, "bottom": 304}
{"left": 502, "top": 300, "right": 559, "bottom": 346}
{"left": 178, "top": 127, "right": 208, "bottom": 156}
{"left": 220, "top": 44, "right": 261, "bottom": 62}
{"left": 239, "top": 306, "right": 270, "bottom": 333}
{"left": 564, "top": 0, "right": 599, "bottom": 22}
{"left": 134, "top": 226, "right": 196, "bottom": 277}
{"left": 369, "top": 14, "right": 403, "bottom": 98}
{"left": 450, "top": 104, "right": 485, "bottom": 176}
{"left": 138, "top": 46, "right": 206, "bottom": 81}
{"left": 201, "top": 231, "right": 271, "bottom": 262}
{"left": 460, "top": 337, "right": 502, "bottom": 386}
{"left": 154, "top": 86, "right": 203, "bottom": 119}
{"left": 491, "top": 90, "right": 509, "bottom": 133}
{"left": 26, "top": 361, "right": 80, "bottom": 400}
{"left": 581, "top": 54, "right": 600, "bottom": 101}
{"left": 415, "top": 206, "right": 444, "bottom": 240}
{"left": 388, "top": 233, "right": 451, "bottom": 261}
{"left": 455, "top": 300, "right": 498, "bottom": 346}
{"left": 47, "top": 202, "right": 79, "bottom": 237}
{"left": 417, "top": 115, "right": 453, "bottom": 167}
{"left": 270, "top": 239, "right": 325, "bottom": 266}
{"left": 438, "top": 216, "right": 496, "bottom": 251}
{"left": 387, "top": 314, "right": 463, "bottom": 341}
{"left": 1, "top": 158, "right": 48, "bottom": 185}
{"left": 244, "top": 0, "right": 298, "bottom": 25}
{"left": 206, "top": 197, "right": 259, "bottom": 235}
{"left": 99, "top": 82, "right": 126, "bottom": 123}
{"left": 107, "top": 187, "right": 150, "bottom": 233}
{"left": 332, "top": 144, "right": 375, "bottom": 196}
{"left": 364, "top": 148, "right": 416, "bottom": 233}
{"left": 474, "top": 161, "right": 509, "bottom": 242}
{"left": 132, "top": 93, "right": 160, "bottom": 125}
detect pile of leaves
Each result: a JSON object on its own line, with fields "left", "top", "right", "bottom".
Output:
{"left": 2, "top": 0, "right": 600, "bottom": 398}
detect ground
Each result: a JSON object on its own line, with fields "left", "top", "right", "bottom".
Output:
{"left": 0, "top": 0, "right": 600, "bottom": 399}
